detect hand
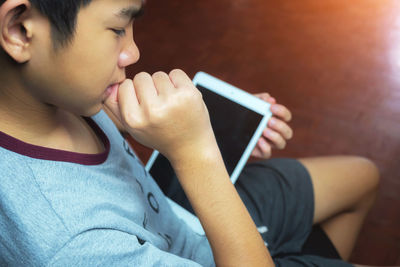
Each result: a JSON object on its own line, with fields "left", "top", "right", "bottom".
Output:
{"left": 251, "top": 93, "right": 293, "bottom": 159}
{"left": 104, "top": 69, "right": 217, "bottom": 164}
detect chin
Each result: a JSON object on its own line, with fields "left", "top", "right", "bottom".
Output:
{"left": 86, "top": 105, "right": 104, "bottom": 117}
{"left": 74, "top": 103, "right": 103, "bottom": 118}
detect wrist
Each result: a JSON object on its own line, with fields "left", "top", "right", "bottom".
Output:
{"left": 168, "top": 141, "right": 224, "bottom": 178}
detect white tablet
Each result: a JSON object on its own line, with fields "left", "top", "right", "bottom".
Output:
{"left": 146, "top": 71, "right": 272, "bottom": 183}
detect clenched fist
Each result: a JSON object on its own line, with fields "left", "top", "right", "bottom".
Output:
{"left": 104, "top": 69, "right": 218, "bottom": 164}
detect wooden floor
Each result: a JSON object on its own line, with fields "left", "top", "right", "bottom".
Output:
{"left": 126, "top": 0, "right": 400, "bottom": 265}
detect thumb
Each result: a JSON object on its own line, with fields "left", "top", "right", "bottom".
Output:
{"left": 104, "top": 82, "right": 121, "bottom": 121}
{"left": 104, "top": 79, "right": 142, "bottom": 130}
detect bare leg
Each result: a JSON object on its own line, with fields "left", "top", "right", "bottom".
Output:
{"left": 299, "top": 156, "right": 380, "bottom": 261}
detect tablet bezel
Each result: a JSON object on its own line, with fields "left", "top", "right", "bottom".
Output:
{"left": 146, "top": 71, "right": 272, "bottom": 184}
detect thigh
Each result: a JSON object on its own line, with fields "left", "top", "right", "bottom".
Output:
{"left": 235, "top": 158, "right": 315, "bottom": 256}
{"left": 298, "top": 156, "right": 379, "bottom": 224}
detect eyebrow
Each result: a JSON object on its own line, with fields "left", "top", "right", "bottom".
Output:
{"left": 115, "top": 1, "right": 146, "bottom": 20}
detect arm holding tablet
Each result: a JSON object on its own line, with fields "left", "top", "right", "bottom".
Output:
{"left": 105, "top": 69, "right": 274, "bottom": 266}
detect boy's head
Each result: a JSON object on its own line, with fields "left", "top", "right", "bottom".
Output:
{"left": 0, "top": 0, "right": 142, "bottom": 116}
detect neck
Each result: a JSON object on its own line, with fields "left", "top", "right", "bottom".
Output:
{"left": 0, "top": 81, "right": 95, "bottom": 153}
{"left": 0, "top": 82, "right": 62, "bottom": 140}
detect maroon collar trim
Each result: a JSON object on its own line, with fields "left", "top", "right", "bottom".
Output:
{"left": 0, "top": 117, "right": 110, "bottom": 165}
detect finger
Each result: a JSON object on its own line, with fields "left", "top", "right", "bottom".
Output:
{"left": 169, "top": 69, "right": 193, "bottom": 89}
{"left": 268, "top": 117, "right": 293, "bottom": 140}
{"left": 257, "top": 138, "right": 272, "bottom": 158}
{"left": 251, "top": 146, "right": 263, "bottom": 158}
{"left": 117, "top": 79, "right": 143, "bottom": 127}
{"left": 266, "top": 97, "right": 276, "bottom": 104}
{"left": 254, "top": 93, "right": 270, "bottom": 99}
{"left": 270, "top": 104, "right": 292, "bottom": 122}
{"left": 152, "top": 71, "right": 174, "bottom": 96}
{"left": 133, "top": 72, "right": 158, "bottom": 105}
{"left": 104, "top": 82, "right": 123, "bottom": 122}
{"left": 263, "top": 129, "right": 287, "bottom": 150}
{"left": 254, "top": 93, "right": 276, "bottom": 104}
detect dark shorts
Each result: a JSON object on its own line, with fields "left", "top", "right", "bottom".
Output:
{"left": 165, "top": 158, "right": 353, "bottom": 267}
{"left": 236, "top": 158, "right": 353, "bottom": 267}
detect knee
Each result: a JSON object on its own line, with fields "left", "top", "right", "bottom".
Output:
{"left": 359, "top": 156, "right": 380, "bottom": 192}
{"left": 353, "top": 156, "right": 380, "bottom": 209}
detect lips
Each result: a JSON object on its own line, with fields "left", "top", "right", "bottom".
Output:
{"left": 103, "top": 83, "right": 120, "bottom": 102}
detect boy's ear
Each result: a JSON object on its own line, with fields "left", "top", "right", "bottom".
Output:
{"left": 0, "top": 0, "right": 33, "bottom": 63}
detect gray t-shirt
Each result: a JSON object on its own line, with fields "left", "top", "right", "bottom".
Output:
{"left": 0, "top": 110, "right": 214, "bottom": 266}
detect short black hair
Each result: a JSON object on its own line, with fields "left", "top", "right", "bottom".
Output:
{"left": 1, "top": 0, "right": 92, "bottom": 48}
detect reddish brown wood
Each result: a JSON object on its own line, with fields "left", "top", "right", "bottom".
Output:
{"left": 127, "top": 0, "right": 400, "bottom": 264}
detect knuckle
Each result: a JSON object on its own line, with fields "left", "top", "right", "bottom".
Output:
{"left": 193, "top": 89, "right": 203, "bottom": 100}
{"left": 122, "top": 111, "right": 137, "bottom": 127}
{"left": 122, "top": 110, "right": 148, "bottom": 130}
{"left": 134, "top": 72, "right": 151, "bottom": 82}
{"left": 152, "top": 71, "right": 168, "bottom": 79}
{"left": 192, "top": 92, "right": 205, "bottom": 107}
{"left": 147, "top": 107, "right": 164, "bottom": 124}
{"left": 169, "top": 69, "right": 184, "bottom": 76}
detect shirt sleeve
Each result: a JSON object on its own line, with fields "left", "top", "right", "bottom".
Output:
{"left": 46, "top": 229, "right": 204, "bottom": 267}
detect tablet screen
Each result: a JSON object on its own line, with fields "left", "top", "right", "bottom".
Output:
{"left": 197, "top": 85, "right": 263, "bottom": 174}
{"left": 149, "top": 84, "right": 263, "bottom": 212}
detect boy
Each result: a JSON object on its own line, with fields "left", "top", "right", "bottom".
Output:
{"left": 0, "top": 0, "right": 380, "bottom": 266}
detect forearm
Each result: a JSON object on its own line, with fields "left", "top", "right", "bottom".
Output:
{"left": 171, "top": 145, "right": 275, "bottom": 267}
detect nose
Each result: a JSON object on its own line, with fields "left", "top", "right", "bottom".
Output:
{"left": 118, "top": 39, "right": 140, "bottom": 68}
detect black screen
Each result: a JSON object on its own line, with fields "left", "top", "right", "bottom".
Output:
{"left": 149, "top": 85, "right": 263, "bottom": 213}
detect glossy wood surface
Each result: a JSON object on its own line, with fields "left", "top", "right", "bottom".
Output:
{"left": 126, "top": 0, "right": 400, "bottom": 264}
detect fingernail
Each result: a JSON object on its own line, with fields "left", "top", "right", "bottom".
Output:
{"left": 271, "top": 105, "right": 280, "bottom": 113}
{"left": 269, "top": 118, "right": 276, "bottom": 126}
{"left": 260, "top": 138, "right": 267, "bottom": 148}
{"left": 265, "top": 129, "right": 274, "bottom": 138}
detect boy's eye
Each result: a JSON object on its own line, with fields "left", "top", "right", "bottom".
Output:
{"left": 112, "top": 28, "right": 126, "bottom": 37}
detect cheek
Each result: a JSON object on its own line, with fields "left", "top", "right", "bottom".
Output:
{"left": 88, "top": 45, "right": 121, "bottom": 81}
{"left": 71, "top": 31, "right": 121, "bottom": 69}
{"left": 76, "top": 48, "right": 117, "bottom": 75}
{"left": 63, "top": 44, "right": 120, "bottom": 89}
